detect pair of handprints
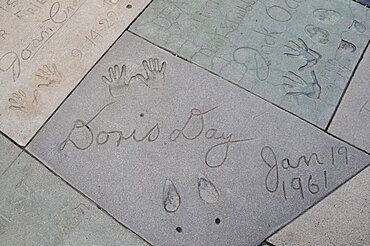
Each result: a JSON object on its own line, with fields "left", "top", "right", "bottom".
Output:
{"left": 283, "top": 38, "right": 322, "bottom": 100}
{"left": 8, "top": 64, "right": 62, "bottom": 114}
{"left": 163, "top": 174, "right": 220, "bottom": 213}
{"left": 101, "top": 58, "right": 167, "bottom": 98}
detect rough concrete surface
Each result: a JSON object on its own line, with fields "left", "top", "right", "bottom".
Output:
{"left": 27, "top": 32, "right": 370, "bottom": 246}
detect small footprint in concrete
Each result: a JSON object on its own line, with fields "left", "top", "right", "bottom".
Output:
{"left": 197, "top": 173, "right": 219, "bottom": 204}
{"left": 305, "top": 25, "right": 330, "bottom": 44}
{"left": 350, "top": 20, "right": 366, "bottom": 34}
{"left": 313, "top": 9, "right": 341, "bottom": 24}
{"left": 163, "top": 179, "right": 181, "bottom": 212}
{"left": 337, "top": 40, "right": 356, "bottom": 54}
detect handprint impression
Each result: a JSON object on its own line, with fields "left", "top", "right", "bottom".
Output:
{"left": 102, "top": 59, "right": 167, "bottom": 98}
{"left": 283, "top": 70, "right": 321, "bottom": 99}
{"left": 8, "top": 89, "right": 39, "bottom": 114}
{"left": 36, "top": 64, "right": 62, "bottom": 88}
{"left": 136, "top": 58, "right": 167, "bottom": 89}
{"left": 284, "top": 38, "right": 322, "bottom": 71}
{"left": 102, "top": 64, "right": 134, "bottom": 98}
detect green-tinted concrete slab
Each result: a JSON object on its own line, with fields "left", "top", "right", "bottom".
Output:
{"left": 130, "top": 0, "right": 370, "bottom": 128}
{"left": 329, "top": 45, "right": 370, "bottom": 153}
{"left": 0, "top": 133, "right": 21, "bottom": 176}
{"left": 0, "top": 151, "right": 149, "bottom": 246}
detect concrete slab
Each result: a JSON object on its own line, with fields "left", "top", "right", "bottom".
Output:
{"left": 329, "top": 45, "right": 370, "bottom": 153}
{"left": 130, "top": 0, "right": 370, "bottom": 128}
{"left": 0, "top": 134, "right": 21, "bottom": 176}
{"left": 0, "top": 0, "right": 151, "bottom": 146}
{"left": 260, "top": 242, "right": 274, "bottom": 246}
{"left": 27, "top": 32, "right": 370, "bottom": 246}
{"left": 357, "top": 0, "right": 370, "bottom": 7}
{"left": 268, "top": 163, "right": 370, "bottom": 246}
{"left": 0, "top": 150, "right": 148, "bottom": 245}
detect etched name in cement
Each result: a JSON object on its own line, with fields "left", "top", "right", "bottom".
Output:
{"left": 131, "top": 0, "right": 370, "bottom": 128}
{"left": 28, "top": 32, "right": 370, "bottom": 246}
{"left": 0, "top": 0, "right": 152, "bottom": 145}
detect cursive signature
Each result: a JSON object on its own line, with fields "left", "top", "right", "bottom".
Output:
{"left": 59, "top": 102, "right": 160, "bottom": 151}
{"left": 170, "top": 107, "right": 254, "bottom": 168}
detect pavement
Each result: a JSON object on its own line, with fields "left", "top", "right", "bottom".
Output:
{"left": 0, "top": 0, "right": 370, "bottom": 245}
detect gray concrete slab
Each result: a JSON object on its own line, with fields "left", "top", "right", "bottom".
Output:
{"left": 27, "top": 32, "right": 370, "bottom": 246}
{"left": 260, "top": 242, "right": 274, "bottom": 246}
{"left": 357, "top": 0, "right": 370, "bottom": 7}
{"left": 329, "top": 45, "right": 370, "bottom": 153}
{"left": 0, "top": 0, "right": 152, "bottom": 146}
{"left": 268, "top": 163, "right": 370, "bottom": 246}
{"left": 130, "top": 0, "right": 370, "bottom": 128}
{"left": 0, "top": 150, "right": 148, "bottom": 245}
{"left": 0, "top": 134, "right": 21, "bottom": 176}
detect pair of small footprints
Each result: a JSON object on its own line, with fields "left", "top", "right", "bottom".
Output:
{"left": 101, "top": 58, "right": 167, "bottom": 98}
{"left": 163, "top": 173, "right": 220, "bottom": 213}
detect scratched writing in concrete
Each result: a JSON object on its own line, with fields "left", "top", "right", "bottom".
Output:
{"left": 131, "top": 0, "right": 370, "bottom": 128}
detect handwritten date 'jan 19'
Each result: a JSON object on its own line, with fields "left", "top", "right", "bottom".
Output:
{"left": 261, "top": 145, "right": 348, "bottom": 201}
